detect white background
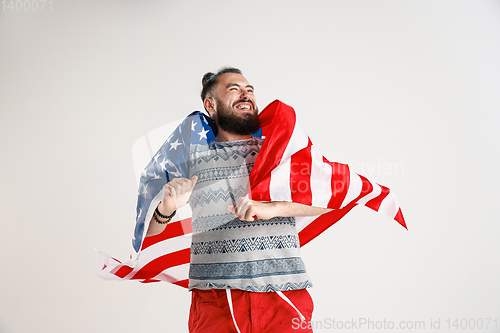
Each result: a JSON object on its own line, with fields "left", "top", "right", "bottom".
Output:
{"left": 1, "top": 1, "right": 499, "bottom": 332}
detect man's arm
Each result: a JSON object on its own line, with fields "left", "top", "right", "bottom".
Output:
{"left": 227, "top": 198, "right": 333, "bottom": 222}
{"left": 145, "top": 176, "right": 198, "bottom": 237}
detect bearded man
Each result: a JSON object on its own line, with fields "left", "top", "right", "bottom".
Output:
{"left": 146, "top": 67, "right": 332, "bottom": 333}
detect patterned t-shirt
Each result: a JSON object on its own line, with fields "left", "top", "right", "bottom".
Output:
{"left": 187, "top": 137, "right": 312, "bottom": 292}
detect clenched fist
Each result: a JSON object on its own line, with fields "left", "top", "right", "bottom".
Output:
{"left": 157, "top": 176, "right": 198, "bottom": 216}
{"left": 226, "top": 197, "right": 278, "bottom": 221}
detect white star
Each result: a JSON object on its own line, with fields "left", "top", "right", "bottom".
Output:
{"left": 141, "top": 183, "right": 149, "bottom": 196}
{"left": 141, "top": 169, "right": 147, "bottom": 178}
{"left": 191, "top": 121, "right": 197, "bottom": 131}
{"left": 203, "top": 117, "right": 209, "bottom": 124}
{"left": 136, "top": 208, "right": 142, "bottom": 219}
{"left": 152, "top": 174, "right": 161, "bottom": 179}
{"left": 159, "top": 158, "right": 168, "bottom": 171}
{"left": 154, "top": 154, "right": 160, "bottom": 163}
{"left": 169, "top": 139, "right": 182, "bottom": 151}
{"left": 198, "top": 128, "right": 209, "bottom": 141}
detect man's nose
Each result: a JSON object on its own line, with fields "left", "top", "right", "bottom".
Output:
{"left": 240, "top": 90, "right": 250, "bottom": 100}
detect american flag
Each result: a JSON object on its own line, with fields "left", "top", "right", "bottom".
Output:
{"left": 97, "top": 100, "right": 406, "bottom": 287}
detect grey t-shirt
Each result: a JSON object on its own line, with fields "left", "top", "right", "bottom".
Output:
{"left": 187, "top": 137, "right": 312, "bottom": 292}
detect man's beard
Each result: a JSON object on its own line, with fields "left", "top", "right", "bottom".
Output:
{"left": 216, "top": 99, "right": 260, "bottom": 135}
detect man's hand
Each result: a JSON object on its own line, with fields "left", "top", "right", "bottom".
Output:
{"left": 158, "top": 176, "right": 198, "bottom": 216}
{"left": 226, "top": 197, "right": 277, "bottom": 221}
{"left": 227, "top": 198, "right": 333, "bottom": 221}
{"left": 148, "top": 176, "right": 198, "bottom": 237}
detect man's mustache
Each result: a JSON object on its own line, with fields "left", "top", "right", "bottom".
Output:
{"left": 232, "top": 99, "right": 255, "bottom": 108}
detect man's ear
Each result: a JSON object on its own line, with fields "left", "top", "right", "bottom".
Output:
{"left": 204, "top": 98, "right": 216, "bottom": 117}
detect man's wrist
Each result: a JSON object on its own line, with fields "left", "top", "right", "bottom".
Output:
{"left": 158, "top": 200, "right": 176, "bottom": 217}
{"left": 154, "top": 202, "right": 176, "bottom": 224}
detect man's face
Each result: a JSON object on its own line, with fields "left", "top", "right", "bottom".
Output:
{"left": 212, "top": 73, "right": 260, "bottom": 135}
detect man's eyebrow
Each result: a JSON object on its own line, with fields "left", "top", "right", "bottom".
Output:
{"left": 226, "top": 83, "right": 255, "bottom": 90}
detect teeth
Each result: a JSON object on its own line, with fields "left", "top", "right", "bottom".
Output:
{"left": 238, "top": 104, "right": 250, "bottom": 110}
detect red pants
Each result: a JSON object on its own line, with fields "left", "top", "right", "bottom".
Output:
{"left": 188, "top": 288, "right": 314, "bottom": 333}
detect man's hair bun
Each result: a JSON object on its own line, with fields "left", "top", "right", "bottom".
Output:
{"left": 202, "top": 72, "right": 215, "bottom": 87}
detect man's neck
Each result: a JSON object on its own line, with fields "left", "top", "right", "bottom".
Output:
{"left": 215, "top": 129, "right": 252, "bottom": 142}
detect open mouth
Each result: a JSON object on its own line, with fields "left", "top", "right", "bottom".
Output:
{"left": 234, "top": 102, "right": 253, "bottom": 111}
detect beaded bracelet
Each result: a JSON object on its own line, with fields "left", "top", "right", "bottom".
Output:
{"left": 153, "top": 212, "right": 171, "bottom": 224}
{"left": 155, "top": 205, "right": 176, "bottom": 219}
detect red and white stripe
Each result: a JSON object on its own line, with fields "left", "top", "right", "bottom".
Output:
{"left": 97, "top": 204, "right": 194, "bottom": 287}
{"left": 250, "top": 100, "right": 406, "bottom": 246}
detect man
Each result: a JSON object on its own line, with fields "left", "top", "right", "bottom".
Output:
{"left": 146, "top": 67, "right": 332, "bottom": 332}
